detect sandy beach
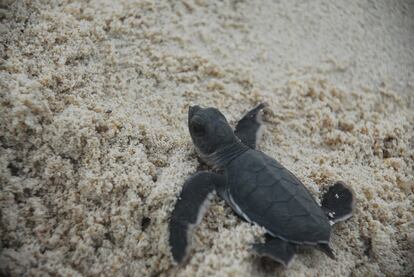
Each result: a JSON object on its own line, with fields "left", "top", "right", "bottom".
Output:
{"left": 1, "top": 0, "right": 413, "bottom": 276}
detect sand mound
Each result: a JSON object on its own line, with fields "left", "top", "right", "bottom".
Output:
{"left": 1, "top": 1, "right": 413, "bottom": 276}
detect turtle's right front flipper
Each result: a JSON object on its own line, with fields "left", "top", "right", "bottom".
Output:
{"left": 169, "top": 172, "right": 225, "bottom": 263}
{"left": 235, "top": 103, "right": 268, "bottom": 149}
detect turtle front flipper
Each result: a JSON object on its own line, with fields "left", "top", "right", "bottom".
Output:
{"left": 169, "top": 172, "right": 225, "bottom": 263}
{"left": 321, "top": 181, "right": 356, "bottom": 224}
{"left": 252, "top": 238, "right": 296, "bottom": 267}
{"left": 234, "top": 103, "right": 268, "bottom": 149}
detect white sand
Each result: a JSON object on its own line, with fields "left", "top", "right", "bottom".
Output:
{"left": 1, "top": 0, "right": 413, "bottom": 276}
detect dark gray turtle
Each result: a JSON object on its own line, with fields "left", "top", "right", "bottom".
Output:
{"left": 169, "top": 103, "right": 355, "bottom": 266}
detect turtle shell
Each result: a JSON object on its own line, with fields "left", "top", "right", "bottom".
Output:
{"left": 225, "top": 150, "right": 331, "bottom": 245}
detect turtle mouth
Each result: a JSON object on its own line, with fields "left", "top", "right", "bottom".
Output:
{"left": 188, "top": 105, "right": 201, "bottom": 119}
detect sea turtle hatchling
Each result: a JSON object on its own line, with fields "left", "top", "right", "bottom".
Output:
{"left": 169, "top": 103, "right": 355, "bottom": 266}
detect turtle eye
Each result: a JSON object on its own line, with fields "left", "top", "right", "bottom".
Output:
{"left": 191, "top": 122, "right": 205, "bottom": 136}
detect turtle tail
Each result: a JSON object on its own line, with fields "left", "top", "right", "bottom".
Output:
{"left": 321, "top": 181, "right": 356, "bottom": 224}
{"left": 318, "top": 243, "right": 336, "bottom": 260}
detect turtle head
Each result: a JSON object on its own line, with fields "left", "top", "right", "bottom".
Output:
{"left": 188, "top": 105, "right": 237, "bottom": 156}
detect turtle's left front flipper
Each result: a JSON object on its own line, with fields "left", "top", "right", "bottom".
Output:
{"left": 169, "top": 172, "right": 225, "bottom": 264}
{"left": 234, "top": 103, "right": 268, "bottom": 149}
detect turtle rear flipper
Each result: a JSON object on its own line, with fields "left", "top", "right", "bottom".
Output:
{"left": 252, "top": 238, "right": 296, "bottom": 267}
{"left": 321, "top": 181, "right": 356, "bottom": 224}
{"left": 169, "top": 172, "right": 225, "bottom": 263}
{"left": 235, "top": 103, "right": 268, "bottom": 149}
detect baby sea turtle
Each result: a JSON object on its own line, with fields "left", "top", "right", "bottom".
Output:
{"left": 169, "top": 104, "right": 355, "bottom": 266}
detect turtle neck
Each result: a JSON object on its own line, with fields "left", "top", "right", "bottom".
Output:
{"left": 200, "top": 139, "right": 249, "bottom": 169}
